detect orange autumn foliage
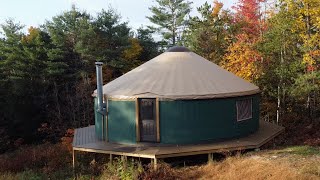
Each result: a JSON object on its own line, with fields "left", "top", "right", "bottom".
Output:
{"left": 221, "top": 34, "right": 262, "bottom": 82}
{"left": 221, "top": 0, "right": 264, "bottom": 82}
{"left": 61, "top": 129, "right": 74, "bottom": 152}
{"left": 211, "top": 1, "right": 223, "bottom": 17}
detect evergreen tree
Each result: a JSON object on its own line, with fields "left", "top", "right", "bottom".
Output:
{"left": 0, "top": 6, "right": 160, "bottom": 151}
{"left": 147, "top": 0, "right": 192, "bottom": 47}
{"left": 0, "top": 21, "right": 54, "bottom": 146}
{"left": 186, "top": 1, "right": 233, "bottom": 64}
{"left": 136, "top": 27, "right": 160, "bottom": 61}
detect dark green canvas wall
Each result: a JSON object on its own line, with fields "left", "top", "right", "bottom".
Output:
{"left": 159, "top": 94, "right": 260, "bottom": 144}
{"left": 107, "top": 100, "right": 136, "bottom": 144}
{"left": 95, "top": 98, "right": 136, "bottom": 143}
{"left": 94, "top": 94, "right": 260, "bottom": 144}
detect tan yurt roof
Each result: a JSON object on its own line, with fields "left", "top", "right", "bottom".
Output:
{"left": 94, "top": 46, "right": 260, "bottom": 100}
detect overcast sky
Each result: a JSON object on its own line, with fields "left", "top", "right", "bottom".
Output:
{"left": 0, "top": 0, "right": 237, "bottom": 32}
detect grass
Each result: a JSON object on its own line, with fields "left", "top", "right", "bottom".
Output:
{"left": 99, "top": 157, "right": 144, "bottom": 180}
{"left": 179, "top": 155, "right": 319, "bottom": 180}
{"left": 0, "top": 170, "right": 46, "bottom": 180}
{"left": 98, "top": 146, "right": 320, "bottom": 180}
{"left": 0, "top": 144, "right": 319, "bottom": 180}
{"left": 278, "top": 146, "right": 320, "bottom": 156}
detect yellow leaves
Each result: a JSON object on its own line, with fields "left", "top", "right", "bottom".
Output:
{"left": 302, "top": 53, "right": 315, "bottom": 66}
{"left": 21, "top": 26, "right": 40, "bottom": 44}
{"left": 303, "top": 50, "right": 320, "bottom": 72}
{"left": 122, "top": 38, "right": 143, "bottom": 61}
{"left": 212, "top": 1, "right": 223, "bottom": 17}
{"left": 284, "top": 0, "right": 320, "bottom": 71}
{"left": 221, "top": 35, "right": 262, "bottom": 82}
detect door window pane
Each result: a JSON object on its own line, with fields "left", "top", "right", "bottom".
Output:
{"left": 140, "top": 99, "right": 154, "bottom": 120}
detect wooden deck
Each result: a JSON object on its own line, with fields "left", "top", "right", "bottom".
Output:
{"left": 72, "top": 121, "right": 284, "bottom": 159}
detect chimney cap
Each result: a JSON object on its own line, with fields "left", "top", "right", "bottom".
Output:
{"left": 95, "top": 62, "right": 103, "bottom": 65}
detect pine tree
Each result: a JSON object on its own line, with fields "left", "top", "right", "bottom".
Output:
{"left": 147, "top": 0, "right": 192, "bottom": 46}
{"left": 186, "top": 1, "right": 233, "bottom": 64}
{"left": 136, "top": 27, "right": 160, "bottom": 61}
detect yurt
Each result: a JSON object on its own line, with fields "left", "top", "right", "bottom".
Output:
{"left": 93, "top": 46, "right": 261, "bottom": 144}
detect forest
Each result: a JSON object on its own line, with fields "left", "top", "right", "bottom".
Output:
{"left": 0, "top": 0, "right": 319, "bottom": 179}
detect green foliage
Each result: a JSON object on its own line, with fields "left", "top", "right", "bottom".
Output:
{"left": 0, "top": 6, "right": 160, "bottom": 152}
{"left": 0, "top": 170, "right": 47, "bottom": 180}
{"left": 147, "top": 0, "right": 192, "bottom": 46}
{"left": 0, "top": 21, "right": 49, "bottom": 147}
{"left": 276, "top": 146, "right": 320, "bottom": 156}
{"left": 257, "top": 4, "right": 303, "bottom": 98}
{"left": 257, "top": 0, "right": 320, "bottom": 122}
{"left": 291, "top": 73, "right": 320, "bottom": 98}
{"left": 100, "top": 157, "right": 143, "bottom": 180}
{"left": 136, "top": 27, "right": 160, "bottom": 61}
{"left": 185, "top": 1, "right": 233, "bottom": 64}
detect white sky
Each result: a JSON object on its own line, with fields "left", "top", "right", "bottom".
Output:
{"left": 0, "top": 0, "right": 237, "bottom": 32}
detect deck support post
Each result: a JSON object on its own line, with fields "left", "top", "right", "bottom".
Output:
{"left": 72, "top": 149, "right": 76, "bottom": 176}
{"left": 109, "top": 154, "right": 113, "bottom": 164}
{"left": 208, "top": 153, "right": 213, "bottom": 163}
{"left": 152, "top": 158, "right": 157, "bottom": 169}
{"left": 121, "top": 155, "right": 127, "bottom": 162}
{"left": 121, "top": 156, "right": 127, "bottom": 169}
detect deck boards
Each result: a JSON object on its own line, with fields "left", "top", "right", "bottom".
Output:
{"left": 72, "top": 121, "right": 284, "bottom": 158}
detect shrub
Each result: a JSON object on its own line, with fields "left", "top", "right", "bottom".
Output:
{"left": 100, "top": 157, "right": 143, "bottom": 180}
{"left": 0, "top": 170, "right": 46, "bottom": 180}
{"left": 139, "top": 163, "right": 180, "bottom": 180}
{"left": 0, "top": 143, "right": 71, "bottom": 173}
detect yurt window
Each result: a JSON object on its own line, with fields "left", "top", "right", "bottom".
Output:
{"left": 236, "top": 99, "right": 252, "bottom": 121}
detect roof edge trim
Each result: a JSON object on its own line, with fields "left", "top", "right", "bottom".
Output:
{"left": 92, "top": 89, "right": 261, "bottom": 100}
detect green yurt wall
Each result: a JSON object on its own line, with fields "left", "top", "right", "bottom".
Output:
{"left": 107, "top": 99, "right": 136, "bottom": 144}
{"left": 95, "top": 94, "right": 260, "bottom": 144}
{"left": 159, "top": 94, "right": 260, "bottom": 144}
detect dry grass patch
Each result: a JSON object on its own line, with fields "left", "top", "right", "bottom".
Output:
{"left": 176, "top": 154, "right": 319, "bottom": 180}
{"left": 253, "top": 146, "right": 320, "bottom": 177}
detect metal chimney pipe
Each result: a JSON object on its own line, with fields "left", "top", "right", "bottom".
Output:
{"left": 95, "top": 62, "right": 105, "bottom": 113}
{"left": 95, "top": 62, "right": 106, "bottom": 141}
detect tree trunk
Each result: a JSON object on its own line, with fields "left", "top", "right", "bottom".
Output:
{"left": 277, "top": 84, "right": 280, "bottom": 125}
{"left": 172, "top": 30, "right": 176, "bottom": 46}
{"left": 53, "top": 81, "right": 62, "bottom": 122}
{"left": 305, "top": 2, "right": 313, "bottom": 123}
{"left": 277, "top": 46, "right": 285, "bottom": 125}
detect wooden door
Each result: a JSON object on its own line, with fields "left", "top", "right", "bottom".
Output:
{"left": 139, "top": 98, "right": 156, "bottom": 142}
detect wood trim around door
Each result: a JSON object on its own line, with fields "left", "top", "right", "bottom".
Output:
{"left": 156, "top": 98, "right": 160, "bottom": 142}
{"left": 135, "top": 98, "right": 140, "bottom": 142}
